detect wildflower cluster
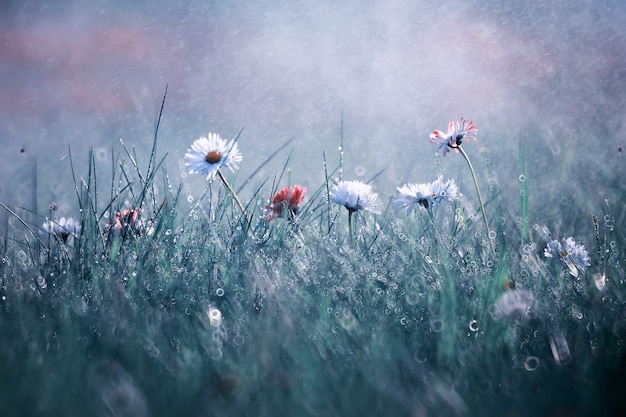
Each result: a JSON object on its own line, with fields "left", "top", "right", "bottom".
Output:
{"left": 9, "top": 110, "right": 623, "bottom": 417}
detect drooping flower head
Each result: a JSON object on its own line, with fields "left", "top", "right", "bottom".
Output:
{"left": 429, "top": 117, "right": 477, "bottom": 156}
{"left": 265, "top": 185, "right": 307, "bottom": 220}
{"left": 41, "top": 216, "right": 81, "bottom": 242}
{"left": 185, "top": 133, "right": 242, "bottom": 180}
{"left": 330, "top": 180, "right": 380, "bottom": 214}
{"left": 544, "top": 237, "right": 591, "bottom": 277}
{"left": 394, "top": 178, "right": 459, "bottom": 215}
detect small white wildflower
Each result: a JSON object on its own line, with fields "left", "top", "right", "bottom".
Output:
{"left": 41, "top": 216, "right": 81, "bottom": 242}
{"left": 184, "top": 133, "right": 242, "bottom": 181}
{"left": 330, "top": 180, "right": 380, "bottom": 214}
{"left": 544, "top": 237, "right": 591, "bottom": 277}
{"left": 395, "top": 178, "right": 458, "bottom": 215}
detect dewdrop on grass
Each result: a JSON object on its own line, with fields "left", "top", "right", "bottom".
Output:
{"left": 207, "top": 307, "right": 222, "bottom": 327}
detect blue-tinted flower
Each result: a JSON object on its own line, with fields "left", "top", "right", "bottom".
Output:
{"left": 429, "top": 117, "right": 477, "bottom": 157}
{"left": 330, "top": 180, "right": 380, "bottom": 214}
{"left": 185, "top": 133, "right": 242, "bottom": 180}
{"left": 544, "top": 237, "right": 591, "bottom": 277}
{"left": 394, "top": 178, "right": 458, "bottom": 215}
{"left": 41, "top": 216, "right": 81, "bottom": 242}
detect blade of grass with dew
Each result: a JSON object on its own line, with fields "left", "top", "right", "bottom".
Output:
{"left": 0, "top": 203, "right": 47, "bottom": 249}
{"left": 364, "top": 168, "right": 385, "bottom": 185}
{"left": 138, "top": 85, "right": 168, "bottom": 211}
{"left": 339, "top": 109, "right": 344, "bottom": 182}
{"left": 31, "top": 157, "right": 40, "bottom": 268}
{"left": 519, "top": 136, "right": 528, "bottom": 243}
{"left": 323, "top": 150, "right": 333, "bottom": 235}
{"left": 298, "top": 162, "right": 340, "bottom": 227}
{"left": 79, "top": 149, "right": 105, "bottom": 251}
{"left": 145, "top": 85, "right": 167, "bottom": 188}
{"left": 236, "top": 136, "right": 295, "bottom": 194}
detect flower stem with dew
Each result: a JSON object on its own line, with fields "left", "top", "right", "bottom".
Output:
{"left": 217, "top": 170, "right": 249, "bottom": 226}
{"left": 348, "top": 209, "right": 354, "bottom": 247}
{"left": 457, "top": 146, "right": 494, "bottom": 254}
{"left": 519, "top": 136, "right": 529, "bottom": 243}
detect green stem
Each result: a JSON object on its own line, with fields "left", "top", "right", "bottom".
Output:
{"left": 457, "top": 146, "right": 495, "bottom": 255}
{"left": 519, "top": 137, "right": 528, "bottom": 243}
{"left": 348, "top": 209, "right": 354, "bottom": 247}
{"left": 217, "top": 171, "right": 249, "bottom": 226}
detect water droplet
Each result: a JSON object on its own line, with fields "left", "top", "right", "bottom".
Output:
{"left": 469, "top": 319, "right": 479, "bottom": 332}
{"left": 430, "top": 318, "right": 444, "bottom": 333}
{"left": 208, "top": 307, "right": 222, "bottom": 327}
{"left": 524, "top": 356, "right": 539, "bottom": 371}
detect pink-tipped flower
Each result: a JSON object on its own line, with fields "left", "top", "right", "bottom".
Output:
{"left": 265, "top": 185, "right": 307, "bottom": 220}
{"left": 429, "top": 117, "right": 478, "bottom": 156}
{"left": 104, "top": 208, "right": 145, "bottom": 238}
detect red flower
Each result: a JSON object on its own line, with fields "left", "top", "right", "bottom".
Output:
{"left": 265, "top": 185, "right": 307, "bottom": 220}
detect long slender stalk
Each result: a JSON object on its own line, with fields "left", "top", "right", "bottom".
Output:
{"left": 519, "top": 136, "right": 528, "bottom": 243}
{"left": 348, "top": 209, "right": 354, "bottom": 246}
{"left": 217, "top": 171, "right": 248, "bottom": 226}
{"left": 457, "top": 146, "right": 495, "bottom": 254}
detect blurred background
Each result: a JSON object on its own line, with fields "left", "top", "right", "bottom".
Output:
{"left": 1, "top": 0, "right": 625, "bottom": 225}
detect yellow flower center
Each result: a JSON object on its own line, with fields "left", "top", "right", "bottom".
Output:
{"left": 205, "top": 151, "right": 222, "bottom": 164}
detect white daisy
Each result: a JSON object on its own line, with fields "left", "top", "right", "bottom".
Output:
{"left": 330, "top": 180, "right": 380, "bottom": 214}
{"left": 544, "top": 237, "right": 591, "bottom": 277}
{"left": 41, "top": 216, "right": 81, "bottom": 242}
{"left": 394, "top": 178, "right": 458, "bottom": 215}
{"left": 184, "top": 133, "right": 242, "bottom": 181}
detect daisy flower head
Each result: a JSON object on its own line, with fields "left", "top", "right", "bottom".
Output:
{"left": 394, "top": 178, "right": 459, "bottom": 215}
{"left": 265, "top": 185, "right": 308, "bottom": 220}
{"left": 544, "top": 237, "right": 591, "bottom": 277}
{"left": 330, "top": 180, "right": 380, "bottom": 214}
{"left": 41, "top": 216, "right": 81, "bottom": 242}
{"left": 429, "top": 117, "right": 477, "bottom": 156}
{"left": 185, "top": 133, "right": 242, "bottom": 181}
